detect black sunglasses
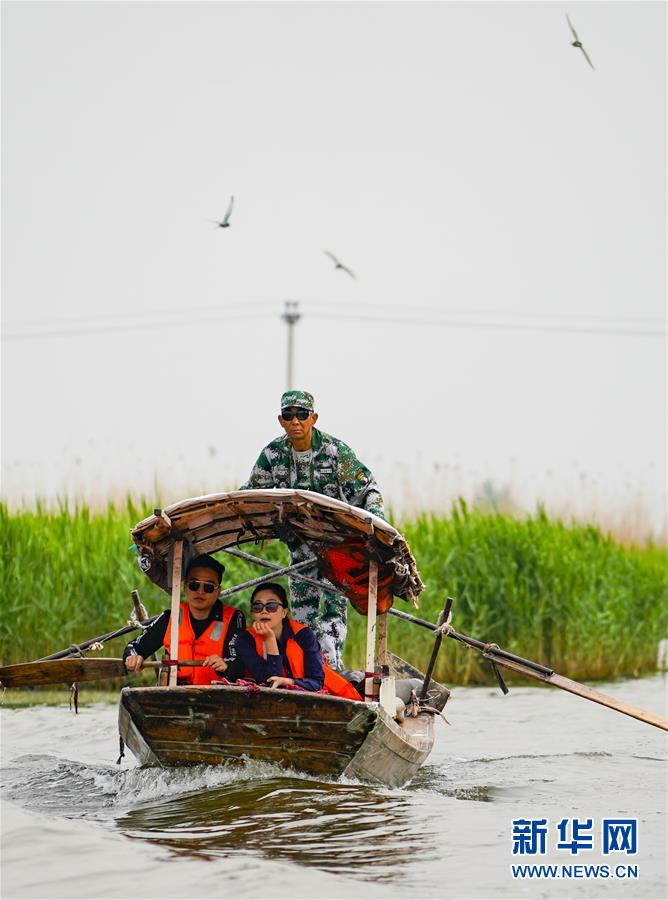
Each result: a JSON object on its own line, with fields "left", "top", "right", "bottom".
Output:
{"left": 281, "top": 409, "right": 310, "bottom": 421}
{"left": 187, "top": 579, "right": 218, "bottom": 594}
{"left": 251, "top": 600, "right": 284, "bottom": 613}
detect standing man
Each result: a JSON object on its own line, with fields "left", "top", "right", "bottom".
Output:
{"left": 240, "top": 390, "right": 384, "bottom": 670}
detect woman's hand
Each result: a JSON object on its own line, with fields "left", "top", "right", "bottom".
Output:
{"left": 252, "top": 621, "right": 279, "bottom": 655}
{"left": 202, "top": 654, "right": 228, "bottom": 673}
{"left": 267, "top": 675, "right": 295, "bottom": 689}
{"left": 124, "top": 654, "right": 144, "bottom": 672}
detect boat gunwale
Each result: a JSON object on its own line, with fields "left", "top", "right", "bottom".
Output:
{"left": 119, "top": 682, "right": 367, "bottom": 707}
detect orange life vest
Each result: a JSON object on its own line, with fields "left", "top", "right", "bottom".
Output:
{"left": 247, "top": 619, "right": 361, "bottom": 701}
{"left": 164, "top": 603, "right": 236, "bottom": 685}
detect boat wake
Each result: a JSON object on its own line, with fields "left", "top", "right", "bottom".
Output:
{"left": 1, "top": 752, "right": 317, "bottom": 818}
{"left": 116, "top": 775, "right": 443, "bottom": 877}
{"left": 1, "top": 750, "right": 455, "bottom": 879}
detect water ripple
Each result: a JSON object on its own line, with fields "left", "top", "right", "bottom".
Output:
{"left": 117, "top": 777, "right": 442, "bottom": 879}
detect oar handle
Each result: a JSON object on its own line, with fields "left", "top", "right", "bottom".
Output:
{"left": 388, "top": 605, "right": 668, "bottom": 732}
{"left": 137, "top": 658, "right": 233, "bottom": 669}
{"left": 141, "top": 660, "right": 205, "bottom": 668}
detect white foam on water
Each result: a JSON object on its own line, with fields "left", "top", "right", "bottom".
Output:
{"left": 109, "top": 757, "right": 313, "bottom": 809}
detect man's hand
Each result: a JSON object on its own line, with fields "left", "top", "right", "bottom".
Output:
{"left": 267, "top": 675, "right": 295, "bottom": 689}
{"left": 202, "top": 654, "right": 228, "bottom": 672}
{"left": 125, "top": 654, "right": 144, "bottom": 672}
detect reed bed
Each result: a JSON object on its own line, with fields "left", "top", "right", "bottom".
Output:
{"left": 347, "top": 502, "right": 667, "bottom": 682}
{"left": 1, "top": 500, "right": 665, "bottom": 684}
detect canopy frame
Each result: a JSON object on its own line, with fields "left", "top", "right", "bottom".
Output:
{"left": 132, "top": 489, "right": 425, "bottom": 606}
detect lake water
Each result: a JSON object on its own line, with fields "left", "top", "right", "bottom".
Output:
{"left": 1, "top": 676, "right": 666, "bottom": 899}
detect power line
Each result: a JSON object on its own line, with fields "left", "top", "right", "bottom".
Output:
{"left": 2, "top": 311, "right": 269, "bottom": 341}
{"left": 306, "top": 311, "right": 666, "bottom": 338}
{"left": 303, "top": 299, "right": 667, "bottom": 326}
{"left": 3, "top": 305, "right": 665, "bottom": 342}
{"left": 5, "top": 298, "right": 664, "bottom": 333}
{"left": 4, "top": 299, "right": 279, "bottom": 330}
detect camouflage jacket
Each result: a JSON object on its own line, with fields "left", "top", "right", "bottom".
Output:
{"left": 240, "top": 427, "right": 385, "bottom": 519}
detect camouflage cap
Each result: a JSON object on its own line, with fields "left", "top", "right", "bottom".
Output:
{"left": 280, "top": 390, "right": 314, "bottom": 412}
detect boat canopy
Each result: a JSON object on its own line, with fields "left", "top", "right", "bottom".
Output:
{"left": 131, "top": 489, "right": 424, "bottom": 607}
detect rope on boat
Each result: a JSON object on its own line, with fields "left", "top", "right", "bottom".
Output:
{"left": 448, "top": 630, "right": 509, "bottom": 690}
{"left": 116, "top": 736, "right": 125, "bottom": 765}
{"left": 480, "top": 643, "right": 510, "bottom": 695}
{"left": 419, "top": 705, "right": 452, "bottom": 725}
{"left": 234, "top": 680, "right": 262, "bottom": 696}
{"left": 422, "top": 686, "right": 447, "bottom": 707}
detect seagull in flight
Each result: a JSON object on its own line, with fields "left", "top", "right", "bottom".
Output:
{"left": 566, "top": 15, "right": 595, "bottom": 70}
{"left": 324, "top": 250, "right": 356, "bottom": 279}
{"left": 211, "top": 195, "right": 234, "bottom": 228}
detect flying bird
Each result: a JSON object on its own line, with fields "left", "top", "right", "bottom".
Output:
{"left": 566, "top": 14, "right": 595, "bottom": 70}
{"left": 324, "top": 250, "right": 356, "bottom": 279}
{"left": 210, "top": 195, "right": 234, "bottom": 228}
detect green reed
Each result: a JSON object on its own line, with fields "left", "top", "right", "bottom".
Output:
{"left": 1, "top": 499, "right": 665, "bottom": 684}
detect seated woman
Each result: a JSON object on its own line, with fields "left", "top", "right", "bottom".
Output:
{"left": 235, "top": 583, "right": 360, "bottom": 700}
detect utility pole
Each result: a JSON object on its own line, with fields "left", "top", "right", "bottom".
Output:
{"left": 281, "top": 300, "right": 301, "bottom": 389}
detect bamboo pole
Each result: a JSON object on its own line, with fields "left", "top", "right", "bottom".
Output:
{"left": 364, "top": 559, "right": 378, "bottom": 701}
{"left": 168, "top": 541, "right": 183, "bottom": 687}
{"left": 217, "top": 559, "right": 314, "bottom": 599}
{"left": 377, "top": 611, "right": 388, "bottom": 668}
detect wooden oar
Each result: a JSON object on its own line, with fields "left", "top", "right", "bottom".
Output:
{"left": 0, "top": 658, "right": 206, "bottom": 688}
{"left": 387, "top": 607, "right": 668, "bottom": 732}
{"left": 38, "top": 616, "right": 161, "bottom": 661}
{"left": 221, "top": 549, "right": 667, "bottom": 730}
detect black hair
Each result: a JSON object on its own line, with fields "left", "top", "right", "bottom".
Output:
{"left": 184, "top": 554, "right": 225, "bottom": 583}
{"left": 250, "top": 581, "right": 289, "bottom": 608}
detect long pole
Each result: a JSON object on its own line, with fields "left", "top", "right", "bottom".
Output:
{"left": 217, "top": 558, "right": 315, "bottom": 599}
{"left": 38, "top": 618, "right": 160, "bottom": 661}
{"left": 364, "top": 559, "right": 378, "bottom": 700}
{"left": 281, "top": 300, "right": 301, "bottom": 389}
{"left": 385, "top": 607, "right": 668, "bottom": 732}
{"left": 168, "top": 541, "right": 183, "bottom": 687}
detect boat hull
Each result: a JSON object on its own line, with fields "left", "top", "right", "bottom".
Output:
{"left": 118, "top": 683, "right": 434, "bottom": 787}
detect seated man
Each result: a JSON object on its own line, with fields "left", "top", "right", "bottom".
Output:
{"left": 123, "top": 554, "right": 245, "bottom": 683}
{"left": 235, "top": 582, "right": 360, "bottom": 700}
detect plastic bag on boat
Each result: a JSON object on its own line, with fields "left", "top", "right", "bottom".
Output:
{"left": 317, "top": 538, "right": 394, "bottom": 614}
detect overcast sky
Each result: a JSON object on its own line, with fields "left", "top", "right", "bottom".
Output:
{"left": 2, "top": 0, "right": 666, "bottom": 538}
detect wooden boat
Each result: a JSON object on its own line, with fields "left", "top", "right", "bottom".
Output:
{"left": 2, "top": 493, "right": 665, "bottom": 774}
{"left": 118, "top": 652, "right": 446, "bottom": 787}
{"left": 119, "top": 489, "right": 450, "bottom": 788}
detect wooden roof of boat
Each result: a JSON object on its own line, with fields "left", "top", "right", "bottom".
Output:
{"left": 131, "top": 489, "right": 424, "bottom": 603}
